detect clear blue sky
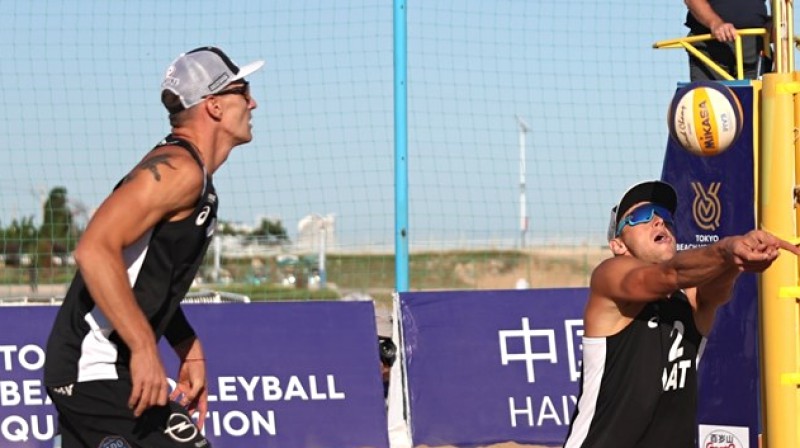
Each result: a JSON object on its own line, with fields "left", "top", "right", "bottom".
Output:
{"left": 0, "top": 1, "right": 784, "bottom": 249}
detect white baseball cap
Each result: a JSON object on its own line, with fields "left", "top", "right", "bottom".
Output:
{"left": 161, "top": 46, "right": 264, "bottom": 112}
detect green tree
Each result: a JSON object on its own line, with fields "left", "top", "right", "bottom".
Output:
{"left": 251, "top": 218, "right": 289, "bottom": 244}
{"left": 0, "top": 217, "right": 38, "bottom": 265}
{"left": 216, "top": 218, "right": 290, "bottom": 245}
{"left": 40, "top": 186, "right": 77, "bottom": 259}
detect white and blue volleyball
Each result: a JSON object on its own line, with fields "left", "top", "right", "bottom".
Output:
{"left": 667, "top": 81, "right": 744, "bottom": 157}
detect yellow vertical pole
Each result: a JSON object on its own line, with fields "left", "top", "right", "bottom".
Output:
{"left": 795, "top": 71, "right": 800, "bottom": 255}
{"left": 758, "top": 72, "right": 799, "bottom": 448}
{"left": 794, "top": 70, "right": 800, "bottom": 447}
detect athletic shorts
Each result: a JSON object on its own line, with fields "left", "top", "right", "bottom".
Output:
{"left": 47, "top": 381, "right": 211, "bottom": 448}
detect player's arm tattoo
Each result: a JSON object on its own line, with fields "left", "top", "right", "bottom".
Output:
{"left": 124, "top": 155, "right": 178, "bottom": 183}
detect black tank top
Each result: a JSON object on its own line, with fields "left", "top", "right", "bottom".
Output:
{"left": 44, "top": 135, "right": 217, "bottom": 386}
{"left": 563, "top": 291, "right": 705, "bottom": 448}
{"left": 685, "top": 0, "right": 769, "bottom": 33}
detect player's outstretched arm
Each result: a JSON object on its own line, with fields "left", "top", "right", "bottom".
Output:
{"left": 691, "top": 230, "right": 800, "bottom": 334}
{"left": 594, "top": 229, "right": 799, "bottom": 304}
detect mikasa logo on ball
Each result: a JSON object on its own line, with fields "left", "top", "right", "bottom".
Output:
{"left": 668, "top": 81, "right": 743, "bottom": 157}
{"left": 698, "top": 99, "right": 719, "bottom": 150}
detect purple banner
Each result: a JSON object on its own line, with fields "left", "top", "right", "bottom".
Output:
{"left": 0, "top": 307, "right": 53, "bottom": 446}
{"left": 0, "top": 301, "right": 389, "bottom": 448}
{"left": 400, "top": 288, "right": 586, "bottom": 446}
{"left": 662, "top": 84, "right": 758, "bottom": 447}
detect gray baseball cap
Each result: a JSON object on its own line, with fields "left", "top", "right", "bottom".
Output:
{"left": 161, "top": 46, "right": 264, "bottom": 112}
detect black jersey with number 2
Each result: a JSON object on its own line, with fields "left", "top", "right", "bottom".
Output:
{"left": 563, "top": 291, "right": 706, "bottom": 448}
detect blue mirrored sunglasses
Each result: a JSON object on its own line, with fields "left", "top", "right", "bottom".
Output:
{"left": 615, "top": 203, "right": 675, "bottom": 237}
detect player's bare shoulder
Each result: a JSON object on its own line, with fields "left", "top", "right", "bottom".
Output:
{"left": 130, "top": 152, "right": 180, "bottom": 183}
{"left": 125, "top": 145, "right": 202, "bottom": 185}
{"left": 585, "top": 257, "right": 644, "bottom": 336}
{"left": 590, "top": 256, "right": 629, "bottom": 292}
{"left": 589, "top": 256, "right": 642, "bottom": 300}
{"left": 119, "top": 144, "right": 205, "bottom": 214}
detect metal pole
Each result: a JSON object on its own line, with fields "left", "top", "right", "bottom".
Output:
{"left": 516, "top": 115, "right": 530, "bottom": 248}
{"left": 319, "top": 220, "right": 327, "bottom": 289}
{"left": 394, "top": 0, "right": 409, "bottom": 292}
{"left": 213, "top": 233, "right": 221, "bottom": 283}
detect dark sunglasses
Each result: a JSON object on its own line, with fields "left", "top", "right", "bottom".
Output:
{"left": 212, "top": 80, "right": 251, "bottom": 102}
{"left": 615, "top": 203, "right": 675, "bottom": 237}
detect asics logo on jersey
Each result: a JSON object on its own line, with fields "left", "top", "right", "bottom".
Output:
{"left": 164, "top": 413, "right": 198, "bottom": 443}
{"left": 647, "top": 316, "right": 659, "bottom": 329}
{"left": 196, "top": 206, "right": 211, "bottom": 226}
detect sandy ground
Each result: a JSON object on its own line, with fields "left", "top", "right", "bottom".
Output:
{"left": 0, "top": 246, "right": 611, "bottom": 299}
{"left": 452, "top": 246, "right": 609, "bottom": 290}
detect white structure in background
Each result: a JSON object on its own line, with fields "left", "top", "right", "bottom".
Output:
{"left": 297, "top": 214, "right": 336, "bottom": 252}
{"left": 297, "top": 214, "right": 336, "bottom": 288}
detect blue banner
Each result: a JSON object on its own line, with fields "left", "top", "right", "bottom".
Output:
{"left": 0, "top": 302, "right": 390, "bottom": 448}
{"left": 662, "top": 84, "right": 758, "bottom": 448}
{"left": 400, "top": 288, "right": 586, "bottom": 446}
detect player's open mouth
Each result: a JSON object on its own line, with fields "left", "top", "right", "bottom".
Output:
{"left": 654, "top": 233, "right": 670, "bottom": 243}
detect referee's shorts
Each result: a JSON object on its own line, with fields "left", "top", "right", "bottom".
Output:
{"left": 47, "top": 381, "right": 211, "bottom": 448}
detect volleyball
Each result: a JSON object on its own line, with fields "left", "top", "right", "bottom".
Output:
{"left": 667, "top": 81, "right": 743, "bottom": 157}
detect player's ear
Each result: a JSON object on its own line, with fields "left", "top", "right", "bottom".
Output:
{"left": 203, "top": 96, "right": 224, "bottom": 120}
{"left": 609, "top": 237, "right": 628, "bottom": 256}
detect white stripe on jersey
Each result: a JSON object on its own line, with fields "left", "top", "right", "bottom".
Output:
{"left": 77, "top": 311, "right": 119, "bottom": 382}
{"left": 563, "top": 336, "right": 606, "bottom": 448}
{"left": 76, "top": 229, "right": 152, "bottom": 382}
{"left": 124, "top": 229, "right": 153, "bottom": 287}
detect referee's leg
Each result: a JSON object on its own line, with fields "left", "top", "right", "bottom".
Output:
{"left": 48, "top": 381, "right": 211, "bottom": 448}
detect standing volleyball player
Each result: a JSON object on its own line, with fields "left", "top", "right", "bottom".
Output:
{"left": 44, "top": 47, "right": 263, "bottom": 447}
{"left": 563, "top": 180, "right": 799, "bottom": 447}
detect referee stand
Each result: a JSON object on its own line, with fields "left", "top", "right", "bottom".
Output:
{"left": 654, "top": 1, "right": 800, "bottom": 445}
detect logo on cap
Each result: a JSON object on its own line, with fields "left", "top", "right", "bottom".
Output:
{"left": 163, "top": 65, "right": 180, "bottom": 87}
{"left": 208, "top": 73, "right": 230, "bottom": 92}
{"left": 691, "top": 181, "right": 721, "bottom": 231}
